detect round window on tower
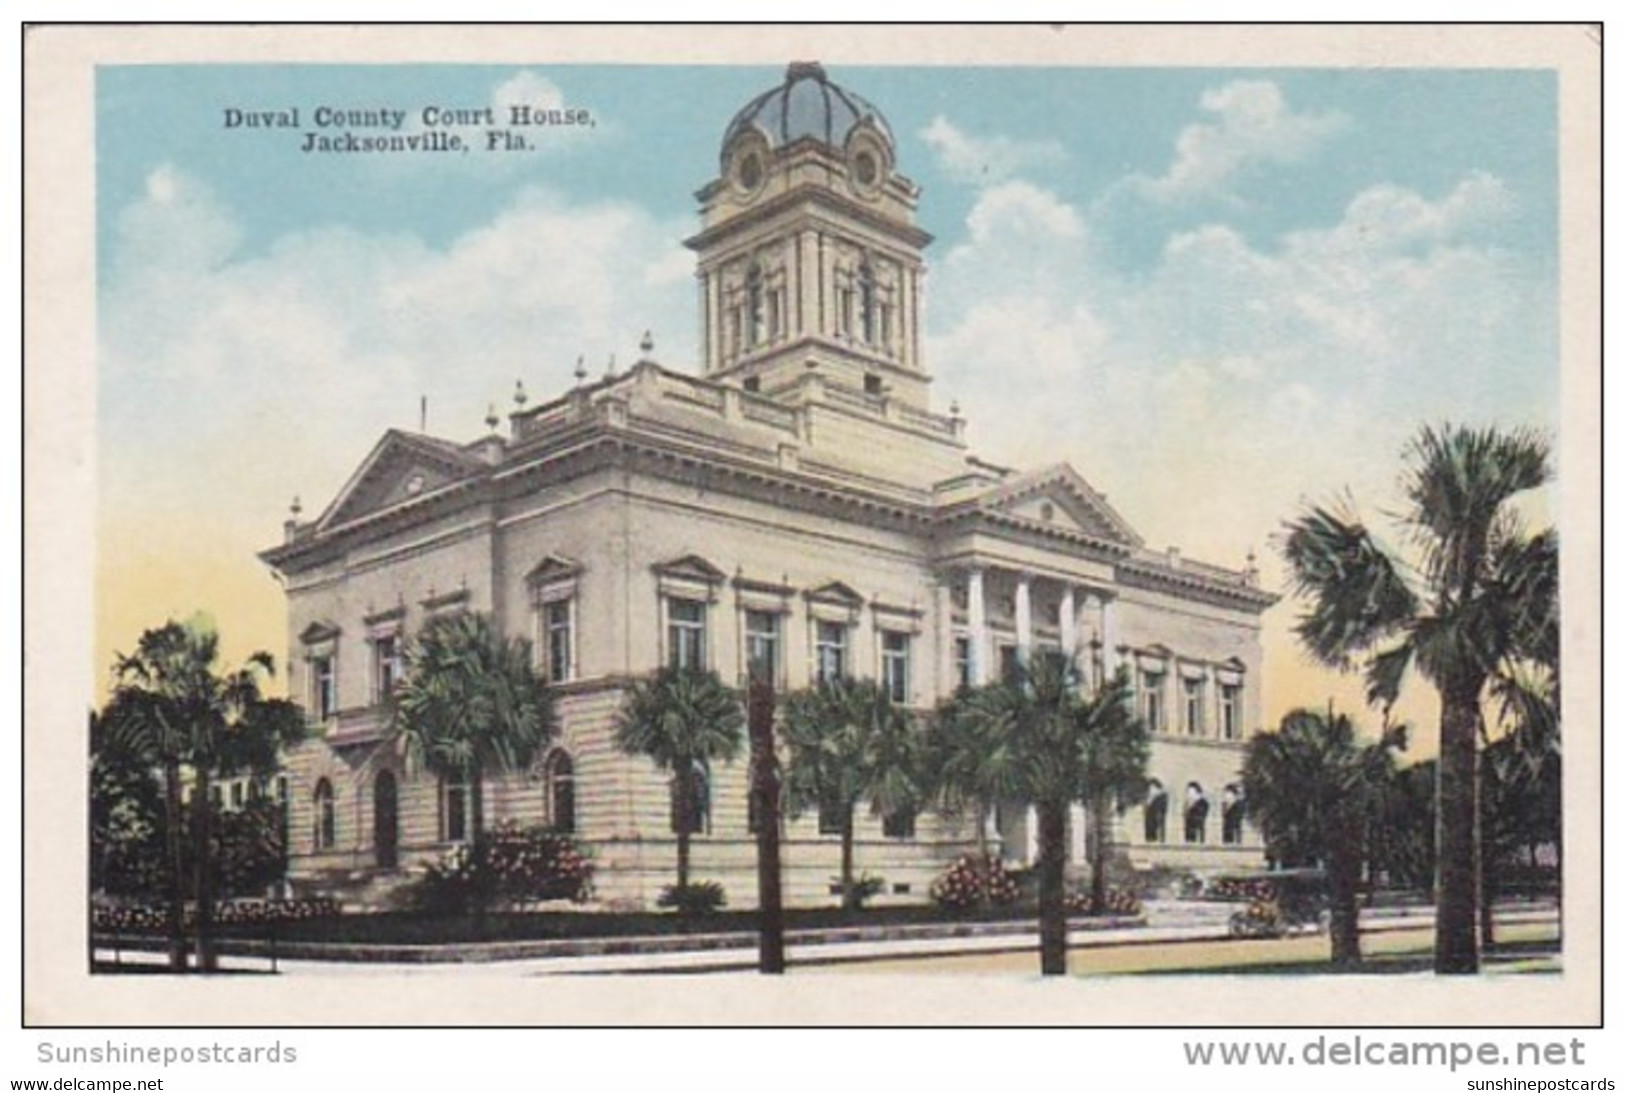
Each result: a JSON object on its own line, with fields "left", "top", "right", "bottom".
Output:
{"left": 854, "top": 150, "right": 877, "bottom": 186}
{"left": 738, "top": 151, "right": 763, "bottom": 191}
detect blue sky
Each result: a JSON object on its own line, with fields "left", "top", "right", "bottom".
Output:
{"left": 94, "top": 61, "right": 1561, "bottom": 727}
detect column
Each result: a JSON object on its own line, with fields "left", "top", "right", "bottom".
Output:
{"left": 1014, "top": 573, "right": 1032, "bottom": 662}
{"left": 934, "top": 577, "right": 954, "bottom": 701}
{"left": 1025, "top": 804, "right": 1039, "bottom": 866}
{"left": 1059, "top": 585, "right": 1077, "bottom": 672}
{"left": 967, "top": 568, "right": 989, "bottom": 686}
{"left": 1069, "top": 802, "right": 1088, "bottom": 866}
{"left": 1080, "top": 591, "right": 1101, "bottom": 690}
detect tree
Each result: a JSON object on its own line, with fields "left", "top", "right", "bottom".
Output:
{"left": 613, "top": 666, "right": 744, "bottom": 892}
{"left": 1281, "top": 423, "right": 1554, "bottom": 974}
{"left": 946, "top": 653, "right": 1146, "bottom": 975}
{"left": 98, "top": 619, "right": 303, "bottom": 971}
{"left": 780, "top": 677, "right": 925, "bottom": 909}
{"left": 1074, "top": 669, "right": 1150, "bottom": 914}
{"left": 393, "top": 612, "right": 557, "bottom": 922}
{"left": 1243, "top": 707, "right": 1404, "bottom": 967}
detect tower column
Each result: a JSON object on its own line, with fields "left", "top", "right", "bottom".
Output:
{"left": 967, "top": 567, "right": 989, "bottom": 687}
{"left": 1014, "top": 573, "right": 1033, "bottom": 663}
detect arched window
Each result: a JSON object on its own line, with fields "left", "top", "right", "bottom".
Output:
{"left": 746, "top": 265, "right": 765, "bottom": 348}
{"left": 313, "top": 778, "right": 336, "bottom": 851}
{"left": 374, "top": 770, "right": 398, "bottom": 869}
{"left": 544, "top": 749, "right": 576, "bottom": 835}
{"left": 1143, "top": 780, "right": 1167, "bottom": 844}
{"left": 858, "top": 262, "right": 876, "bottom": 344}
{"left": 1222, "top": 784, "right": 1246, "bottom": 845}
{"left": 1184, "top": 782, "right": 1210, "bottom": 845}
{"left": 670, "top": 760, "right": 710, "bottom": 836}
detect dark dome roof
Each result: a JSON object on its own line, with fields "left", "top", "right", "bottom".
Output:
{"left": 721, "top": 62, "right": 893, "bottom": 158}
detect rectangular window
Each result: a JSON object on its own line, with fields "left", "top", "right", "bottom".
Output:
{"left": 667, "top": 599, "right": 707, "bottom": 671}
{"left": 229, "top": 781, "right": 245, "bottom": 809}
{"left": 1221, "top": 683, "right": 1241, "bottom": 741}
{"left": 1184, "top": 677, "right": 1205, "bottom": 736}
{"left": 998, "top": 644, "right": 1020, "bottom": 683}
{"left": 544, "top": 599, "right": 573, "bottom": 682}
{"left": 954, "top": 636, "right": 972, "bottom": 690}
{"left": 882, "top": 807, "right": 916, "bottom": 840}
{"left": 815, "top": 620, "right": 847, "bottom": 683}
{"left": 880, "top": 630, "right": 910, "bottom": 704}
{"left": 373, "top": 635, "right": 401, "bottom": 702}
{"left": 441, "top": 775, "right": 468, "bottom": 843}
{"left": 312, "top": 655, "right": 336, "bottom": 720}
{"left": 1141, "top": 671, "right": 1164, "bottom": 733}
{"left": 818, "top": 792, "right": 845, "bottom": 836}
{"left": 745, "top": 610, "right": 780, "bottom": 683}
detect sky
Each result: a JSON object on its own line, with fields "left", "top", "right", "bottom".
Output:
{"left": 93, "top": 62, "right": 1560, "bottom": 750}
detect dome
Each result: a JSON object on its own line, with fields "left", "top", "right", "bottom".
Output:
{"left": 721, "top": 62, "right": 894, "bottom": 160}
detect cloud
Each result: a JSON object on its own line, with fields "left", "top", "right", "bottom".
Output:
{"left": 927, "top": 171, "right": 1550, "bottom": 576}
{"left": 919, "top": 116, "right": 1065, "bottom": 186}
{"left": 99, "top": 165, "right": 695, "bottom": 544}
{"left": 1132, "top": 80, "right": 1346, "bottom": 203}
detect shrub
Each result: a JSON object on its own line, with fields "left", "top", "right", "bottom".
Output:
{"left": 1064, "top": 887, "right": 1143, "bottom": 916}
{"left": 657, "top": 881, "right": 727, "bottom": 915}
{"left": 839, "top": 872, "right": 886, "bottom": 910}
{"left": 930, "top": 854, "right": 1020, "bottom": 911}
{"left": 404, "top": 824, "right": 594, "bottom": 915}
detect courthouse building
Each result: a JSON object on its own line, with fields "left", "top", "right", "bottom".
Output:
{"left": 261, "top": 63, "right": 1277, "bottom": 907}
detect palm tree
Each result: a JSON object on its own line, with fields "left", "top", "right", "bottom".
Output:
{"left": 393, "top": 612, "right": 557, "bottom": 920}
{"left": 925, "top": 690, "right": 1023, "bottom": 864}
{"left": 100, "top": 619, "right": 303, "bottom": 971}
{"left": 948, "top": 652, "right": 1146, "bottom": 975}
{"left": 613, "top": 666, "right": 744, "bottom": 892}
{"left": 1243, "top": 707, "right": 1404, "bottom": 967}
{"left": 780, "top": 677, "right": 925, "bottom": 909}
{"left": 1281, "top": 423, "right": 1554, "bottom": 974}
{"left": 1074, "top": 669, "right": 1150, "bottom": 914}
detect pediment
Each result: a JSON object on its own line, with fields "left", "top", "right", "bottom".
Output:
{"left": 299, "top": 620, "right": 341, "bottom": 645}
{"left": 804, "top": 580, "right": 864, "bottom": 606}
{"left": 526, "top": 554, "right": 584, "bottom": 586}
{"left": 316, "top": 430, "right": 482, "bottom": 531}
{"left": 978, "top": 464, "right": 1143, "bottom": 548}
{"left": 651, "top": 554, "right": 727, "bottom": 585}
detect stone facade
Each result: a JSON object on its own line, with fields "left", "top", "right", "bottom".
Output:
{"left": 260, "top": 63, "right": 1277, "bottom": 909}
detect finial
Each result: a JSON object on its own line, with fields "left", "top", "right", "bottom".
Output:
{"left": 485, "top": 403, "right": 500, "bottom": 431}
{"left": 573, "top": 355, "right": 587, "bottom": 385}
{"left": 949, "top": 397, "right": 962, "bottom": 418}
{"left": 605, "top": 352, "right": 618, "bottom": 380}
{"left": 289, "top": 495, "right": 302, "bottom": 518}
{"left": 513, "top": 379, "right": 528, "bottom": 408}
{"left": 640, "top": 330, "right": 655, "bottom": 359}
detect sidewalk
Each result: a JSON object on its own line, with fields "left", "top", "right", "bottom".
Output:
{"left": 92, "top": 903, "right": 1560, "bottom": 976}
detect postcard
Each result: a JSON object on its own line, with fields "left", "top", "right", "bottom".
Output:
{"left": 24, "top": 24, "right": 1600, "bottom": 1028}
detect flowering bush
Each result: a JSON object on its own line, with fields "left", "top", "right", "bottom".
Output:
{"left": 657, "top": 881, "right": 727, "bottom": 915}
{"left": 1228, "top": 898, "right": 1284, "bottom": 938}
{"left": 930, "top": 855, "right": 1021, "bottom": 911}
{"left": 407, "top": 824, "right": 593, "bottom": 914}
{"left": 1209, "top": 876, "right": 1277, "bottom": 902}
{"left": 1064, "top": 887, "right": 1143, "bottom": 916}
{"left": 91, "top": 897, "right": 339, "bottom": 933}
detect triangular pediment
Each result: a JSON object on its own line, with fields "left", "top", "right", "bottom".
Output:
{"left": 526, "top": 554, "right": 584, "bottom": 586}
{"left": 651, "top": 554, "right": 727, "bottom": 584}
{"left": 299, "top": 620, "right": 341, "bottom": 645}
{"left": 316, "top": 430, "right": 482, "bottom": 531}
{"left": 977, "top": 464, "right": 1144, "bottom": 548}
{"left": 804, "top": 580, "right": 864, "bottom": 606}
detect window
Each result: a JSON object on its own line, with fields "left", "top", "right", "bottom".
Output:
{"left": 858, "top": 263, "right": 876, "bottom": 344}
{"left": 313, "top": 778, "right": 336, "bottom": 850}
{"left": 953, "top": 636, "right": 972, "bottom": 690}
{"left": 883, "top": 807, "right": 916, "bottom": 840}
{"left": 1184, "top": 784, "right": 1209, "bottom": 845}
{"left": 1183, "top": 676, "right": 1205, "bottom": 736}
{"left": 1143, "top": 782, "right": 1167, "bottom": 844}
{"left": 543, "top": 599, "right": 573, "bottom": 682}
{"left": 880, "top": 630, "right": 910, "bottom": 703}
{"left": 441, "top": 774, "right": 469, "bottom": 843}
{"left": 998, "top": 644, "right": 1020, "bottom": 683}
{"left": 373, "top": 634, "right": 402, "bottom": 702}
{"left": 230, "top": 781, "right": 245, "bottom": 809}
{"left": 815, "top": 620, "right": 847, "bottom": 683}
{"left": 670, "top": 761, "right": 710, "bottom": 836}
{"left": 1140, "top": 670, "right": 1165, "bottom": 733}
{"left": 746, "top": 265, "right": 765, "bottom": 348}
{"left": 743, "top": 375, "right": 761, "bottom": 394}
{"left": 864, "top": 373, "right": 883, "bottom": 396}
{"left": 1220, "top": 683, "right": 1241, "bottom": 741}
{"left": 544, "top": 750, "right": 576, "bottom": 835}
{"left": 667, "top": 598, "right": 707, "bottom": 671}
{"left": 311, "top": 654, "right": 336, "bottom": 720}
{"left": 1222, "top": 785, "right": 1245, "bottom": 845}
{"left": 745, "top": 609, "right": 781, "bottom": 684}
